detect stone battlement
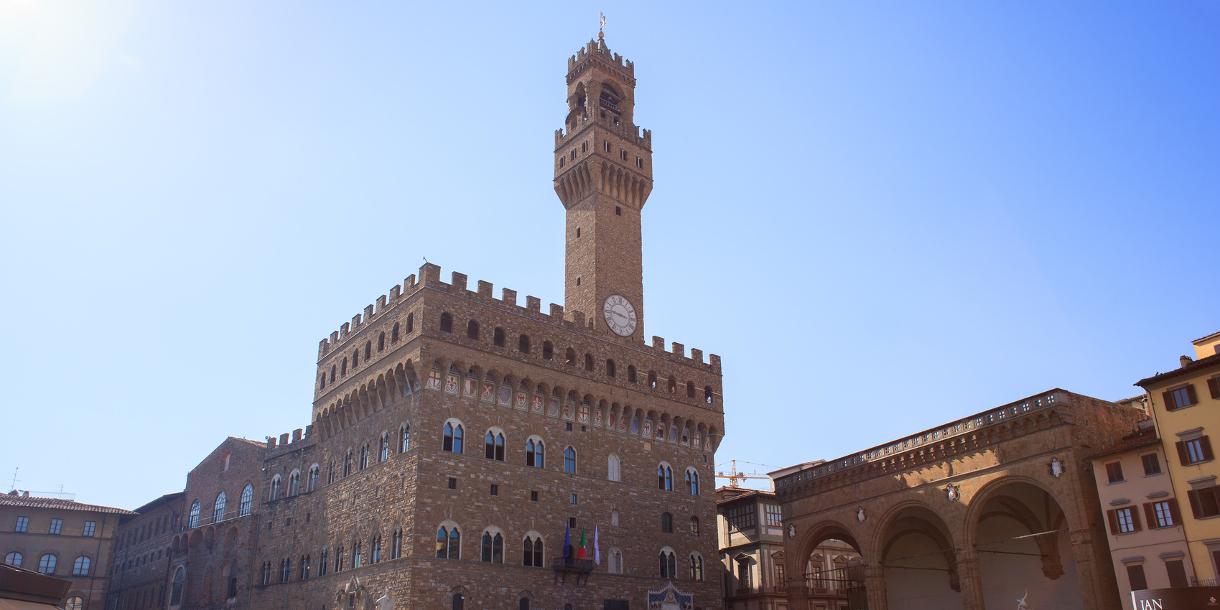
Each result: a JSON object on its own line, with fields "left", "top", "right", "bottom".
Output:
{"left": 554, "top": 112, "right": 651, "bottom": 148}
{"left": 317, "top": 262, "right": 720, "bottom": 373}
{"left": 265, "top": 426, "right": 314, "bottom": 456}
{"left": 567, "top": 39, "right": 634, "bottom": 76}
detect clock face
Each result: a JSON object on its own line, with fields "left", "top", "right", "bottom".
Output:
{"left": 602, "top": 294, "right": 637, "bottom": 337}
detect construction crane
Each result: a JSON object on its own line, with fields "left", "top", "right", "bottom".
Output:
{"left": 715, "top": 459, "right": 773, "bottom": 489}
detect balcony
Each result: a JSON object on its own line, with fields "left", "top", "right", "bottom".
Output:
{"left": 551, "top": 558, "right": 595, "bottom": 585}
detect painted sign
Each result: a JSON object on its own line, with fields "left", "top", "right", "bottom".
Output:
{"left": 1131, "top": 586, "right": 1220, "bottom": 609}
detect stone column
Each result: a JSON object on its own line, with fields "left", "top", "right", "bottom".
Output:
{"left": 864, "top": 564, "right": 888, "bottom": 610}
{"left": 955, "top": 547, "right": 986, "bottom": 610}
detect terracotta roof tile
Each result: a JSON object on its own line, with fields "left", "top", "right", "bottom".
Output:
{"left": 0, "top": 493, "right": 135, "bottom": 515}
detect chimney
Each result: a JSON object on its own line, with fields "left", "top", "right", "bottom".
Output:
{"left": 1181, "top": 355, "right": 1194, "bottom": 368}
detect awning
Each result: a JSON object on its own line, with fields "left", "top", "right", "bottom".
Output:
{"left": 0, "top": 599, "right": 63, "bottom": 610}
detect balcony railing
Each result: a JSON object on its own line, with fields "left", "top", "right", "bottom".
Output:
{"left": 551, "top": 558, "right": 594, "bottom": 585}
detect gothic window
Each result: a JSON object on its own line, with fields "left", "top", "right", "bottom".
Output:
{"left": 481, "top": 528, "right": 505, "bottom": 563}
{"left": 329, "top": 365, "right": 336, "bottom": 383}
{"left": 300, "top": 555, "right": 310, "bottom": 581}
{"left": 660, "top": 512, "right": 673, "bottom": 533}
{"left": 494, "top": 327, "right": 506, "bottom": 347}
{"left": 371, "top": 535, "right": 382, "bottom": 563}
{"left": 658, "top": 463, "right": 673, "bottom": 491}
{"left": 520, "top": 599, "right": 531, "bottom": 610}
{"left": 352, "top": 349, "right": 359, "bottom": 368}
{"left": 170, "top": 566, "right": 185, "bottom": 604}
{"left": 485, "top": 429, "right": 506, "bottom": 461}
{"left": 214, "top": 491, "right": 227, "bottom": 521}
{"left": 327, "top": 460, "right": 335, "bottom": 484}
{"left": 307, "top": 465, "right": 319, "bottom": 492}
{"left": 689, "top": 553, "right": 704, "bottom": 581}
{"left": 690, "top": 516, "right": 700, "bottom": 535}
{"left": 379, "top": 432, "right": 390, "bottom": 462}
{"left": 628, "top": 365, "right": 637, "bottom": 382}
{"left": 704, "top": 386, "right": 714, "bottom": 404}
{"left": 607, "top": 454, "right": 621, "bottom": 482}
{"left": 609, "top": 548, "right": 624, "bottom": 574}
{"left": 352, "top": 540, "right": 362, "bottom": 568}
{"left": 518, "top": 334, "right": 530, "bottom": 353}
{"left": 563, "top": 446, "right": 577, "bottom": 474}
{"left": 188, "top": 499, "right": 201, "bottom": 528}
{"left": 364, "top": 341, "right": 371, "bottom": 360}
{"left": 599, "top": 85, "right": 622, "bottom": 113}
{"left": 319, "top": 373, "right": 325, "bottom": 390}
{"left": 319, "top": 548, "right": 328, "bottom": 576}
{"left": 334, "top": 545, "right": 344, "bottom": 572}
{"left": 359, "top": 444, "right": 369, "bottom": 470}
{"left": 685, "top": 468, "right": 700, "bottom": 495}
{"left": 440, "top": 312, "right": 453, "bottom": 333}
{"left": 391, "top": 322, "right": 400, "bottom": 342}
{"left": 378, "top": 332, "right": 385, "bottom": 352}
{"left": 341, "top": 358, "right": 347, "bottom": 377}
{"left": 436, "top": 524, "right": 461, "bottom": 559}
{"left": 239, "top": 484, "right": 253, "bottom": 516}
{"left": 565, "top": 348, "right": 576, "bottom": 365}
{"left": 405, "top": 313, "right": 414, "bottom": 333}
{"left": 391, "top": 527, "right": 403, "bottom": 559}
{"left": 526, "top": 437, "right": 545, "bottom": 468}
{"left": 288, "top": 471, "right": 300, "bottom": 496}
{"left": 648, "top": 371, "right": 657, "bottom": 389}
{"left": 686, "top": 381, "right": 695, "bottom": 398}
{"left": 667, "top": 376, "right": 676, "bottom": 393}
{"left": 606, "top": 359, "right": 616, "bottom": 377}
{"left": 71, "top": 555, "right": 90, "bottom": 576}
{"left": 584, "top": 353, "right": 594, "bottom": 371}
{"left": 542, "top": 341, "right": 554, "bottom": 360}
{"left": 270, "top": 475, "right": 281, "bottom": 501}
{"left": 467, "top": 320, "right": 480, "bottom": 340}
{"left": 452, "top": 594, "right": 465, "bottom": 610}
{"left": 443, "top": 420, "right": 464, "bottom": 453}
{"left": 399, "top": 423, "right": 411, "bottom": 453}
{"left": 343, "top": 450, "right": 353, "bottom": 476}
{"left": 522, "top": 533, "right": 544, "bottom": 567}
{"left": 658, "top": 548, "right": 676, "bottom": 579}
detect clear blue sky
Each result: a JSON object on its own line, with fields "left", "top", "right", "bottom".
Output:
{"left": 1, "top": 2, "right": 1217, "bottom": 510}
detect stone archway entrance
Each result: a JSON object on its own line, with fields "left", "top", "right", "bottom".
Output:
{"left": 798, "top": 528, "right": 865, "bottom": 610}
{"left": 973, "top": 481, "right": 1080, "bottom": 610}
{"left": 877, "top": 505, "right": 963, "bottom": 610}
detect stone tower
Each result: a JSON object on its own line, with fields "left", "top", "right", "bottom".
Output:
{"left": 554, "top": 34, "right": 653, "bottom": 342}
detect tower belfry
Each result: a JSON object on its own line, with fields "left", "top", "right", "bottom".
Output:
{"left": 554, "top": 34, "right": 652, "bottom": 341}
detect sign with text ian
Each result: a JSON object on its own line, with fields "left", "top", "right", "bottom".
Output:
{"left": 1131, "top": 586, "right": 1220, "bottom": 609}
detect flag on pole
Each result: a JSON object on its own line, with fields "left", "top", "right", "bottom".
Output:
{"left": 594, "top": 526, "right": 601, "bottom": 565}
{"left": 563, "top": 524, "right": 572, "bottom": 561}
{"left": 577, "top": 528, "right": 588, "bottom": 559}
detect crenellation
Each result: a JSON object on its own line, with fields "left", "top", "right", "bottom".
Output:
{"left": 690, "top": 348, "right": 703, "bottom": 364}
{"left": 549, "top": 303, "right": 564, "bottom": 318}
{"left": 340, "top": 322, "right": 350, "bottom": 338}
{"left": 419, "top": 263, "right": 441, "bottom": 285}
{"left": 571, "top": 310, "right": 585, "bottom": 327}
{"left": 476, "top": 280, "right": 493, "bottom": 298}
{"left": 501, "top": 287, "right": 516, "bottom": 305}
{"left": 671, "top": 341, "right": 685, "bottom": 358}
{"left": 652, "top": 336, "right": 664, "bottom": 349}
{"left": 376, "top": 295, "right": 386, "bottom": 312}
{"left": 389, "top": 284, "right": 401, "bottom": 300}
{"left": 450, "top": 271, "right": 468, "bottom": 291}
{"left": 526, "top": 295, "right": 541, "bottom": 312}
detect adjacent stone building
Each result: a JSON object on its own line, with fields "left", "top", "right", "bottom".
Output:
{"left": 108, "top": 492, "right": 184, "bottom": 610}
{"left": 0, "top": 491, "right": 132, "bottom": 610}
{"left": 127, "top": 29, "right": 726, "bottom": 610}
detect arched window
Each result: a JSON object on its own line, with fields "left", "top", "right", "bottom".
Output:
{"left": 64, "top": 597, "right": 83, "bottom": 610}
{"left": 359, "top": 444, "right": 369, "bottom": 470}
{"left": 440, "top": 312, "right": 453, "bottom": 332}
{"left": 519, "top": 598, "right": 531, "bottom": 610}
{"left": 481, "top": 529, "right": 505, "bottom": 563}
{"left": 307, "top": 464, "right": 320, "bottom": 492}
{"left": 288, "top": 471, "right": 300, "bottom": 496}
{"left": 452, "top": 593, "right": 464, "bottom": 610}
{"left": 213, "top": 491, "right": 227, "bottom": 521}
{"left": 343, "top": 449, "right": 352, "bottom": 476}
{"left": 352, "top": 540, "right": 362, "bottom": 568}
{"left": 378, "top": 332, "right": 385, "bottom": 352}
{"left": 607, "top": 454, "right": 621, "bottom": 482}
{"left": 484, "top": 429, "right": 506, "bottom": 461}
{"left": 611, "top": 510, "right": 620, "bottom": 526}
{"left": 329, "top": 365, "right": 336, "bottom": 383}
{"left": 391, "top": 322, "right": 400, "bottom": 342}
{"left": 391, "top": 527, "right": 404, "bottom": 559}
{"left": 658, "top": 548, "right": 676, "bottom": 578}
{"left": 648, "top": 371, "right": 657, "bottom": 389}
{"left": 239, "top": 484, "right": 253, "bottom": 516}
{"left": 689, "top": 516, "right": 700, "bottom": 535}
{"left": 660, "top": 512, "right": 673, "bottom": 533}
{"left": 606, "top": 359, "right": 616, "bottom": 377}
{"left": 399, "top": 423, "right": 411, "bottom": 453}
{"left": 371, "top": 534, "right": 382, "bottom": 563}
{"left": 270, "top": 475, "right": 281, "bottom": 500}
{"left": 341, "top": 357, "right": 347, "bottom": 376}
{"left": 667, "top": 376, "right": 676, "bottom": 393}
{"left": 3, "top": 552, "right": 22, "bottom": 567}
{"left": 565, "top": 348, "right": 576, "bottom": 365}
{"left": 526, "top": 437, "right": 545, "bottom": 468}
{"left": 170, "top": 566, "right": 185, "bottom": 604}
{"left": 319, "top": 373, "right": 326, "bottom": 390}
{"left": 493, "top": 327, "right": 506, "bottom": 347}
{"left": 37, "top": 553, "right": 56, "bottom": 575}
{"left": 352, "top": 348, "right": 359, "bottom": 368}
{"left": 704, "top": 385, "right": 714, "bottom": 404}
{"left": 364, "top": 341, "right": 371, "bottom": 360}
{"left": 436, "top": 524, "right": 460, "bottom": 559}
{"left": 608, "top": 548, "right": 623, "bottom": 574}
{"left": 584, "top": 353, "right": 594, "bottom": 371}
{"left": 467, "top": 320, "right": 480, "bottom": 340}
{"left": 187, "top": 500, "right": 201, "bottom": 528}
{"left": 379, "top": 432, "right": 390, "bottom": 462}
{"left": 657, "top": 463, "right": 673, "bottom": 491}
{"left": 406, "top": 313, "right": 414, "bottom": 332}
{"left": 685, "top": 468, "right": 700, "bottom": 495}
{"left": 689, "top": 553, "right": 705, "bottom": 581}
{"left": 443, "top": 420, "right": 464, "bottom": 453}
{"left": 563, "top": 446, "right": 577, "bottom": 474}
{"left": 522, "top": 533, "right": 544, "bottom": 567}
{"left": 71, "top": 555, "right": 90, "bottom": 576}
{"left": 627, "top": 365, "right": 637, "bottom": 383}
{"left": 686, "top": 381, "right": 695, "bottom": 398}
{"left": 518, "top": 334, "right": 530, "bottom": 353}
{"left": 542, "top": 341, "right": 554, "bottom": 360}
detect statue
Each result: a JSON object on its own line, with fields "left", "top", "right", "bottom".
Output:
{"left": 1016, "top": 589, "right": 1029, "bottom": 610}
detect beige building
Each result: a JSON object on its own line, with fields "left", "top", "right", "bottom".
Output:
{"left": 1088, "top": 419, "right": 1192, "bottom": 607}
{"left": 1136, "top": 331, "right": 1220, "bottom": 585}
{"left": 0, "top": 491, "right": 132, "bottom": 610}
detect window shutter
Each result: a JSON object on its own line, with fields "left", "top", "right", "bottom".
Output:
{"left": 1209, "top": 377, "right": 1220, "bottom": 400}
{"left": 1203, "top": 436, "right": 1215, "bottom": 461}
{"left": 1188, "top": 490, "right": 1203, "bottom": 519}
{"left": 1177, "top": 441, "right": 1190, "bottom": 465}
{"left": 1106, "top": 509, "right": 1119, "bottom": 535}
{"left": 1130, "top": 507, "right": 1142, "bottom": 532}
{"left": 1169, "top": 498, "right": 1182, "bottom": 524}
{"left": 1163, "top": 390, "right": 1176, "bottom": 411}
{"left": 1143, "top": 503, "right": 1157, "bottom": 528}
{"left": 1187, "top": 384, "right": 1199, "bottom": 405}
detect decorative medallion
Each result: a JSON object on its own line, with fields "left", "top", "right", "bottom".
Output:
{"left": 1050, "top": 457, "right": 1064, "bottom": 478}
{"left": 646, "top": 581, "right": 692, "bottom": 610}
{"left": 946, "top": 483, "right": 960, "bottom": 503}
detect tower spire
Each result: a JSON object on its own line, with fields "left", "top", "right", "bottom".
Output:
{"left": 598, "top": 12, "right": 606, "bottom": 41}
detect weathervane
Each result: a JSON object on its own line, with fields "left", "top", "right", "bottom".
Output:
{"left": 599, "top": 12, "right": 606, "bottom": 40}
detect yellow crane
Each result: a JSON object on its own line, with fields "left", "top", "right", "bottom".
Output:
{"left": 715, "top": 459, "right": 772, "bottom": 489}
